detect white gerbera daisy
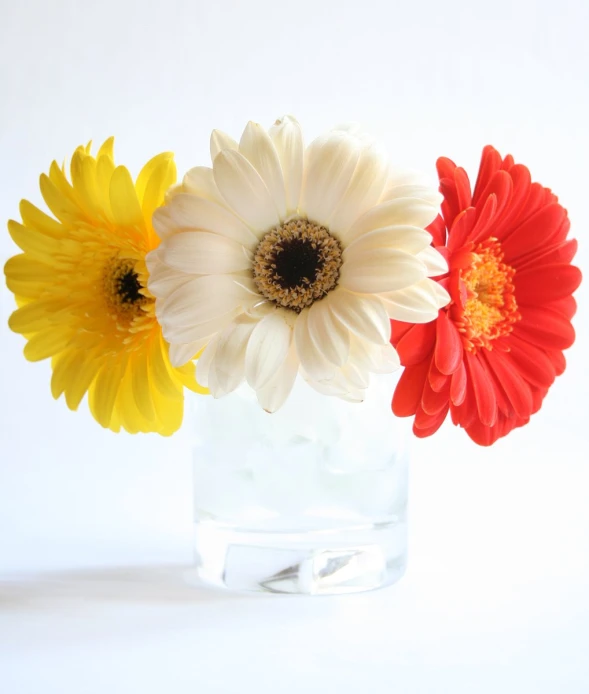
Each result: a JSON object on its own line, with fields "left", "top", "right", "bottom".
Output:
{"left": 147, "top": 117, "right": 449, "bottom": 412}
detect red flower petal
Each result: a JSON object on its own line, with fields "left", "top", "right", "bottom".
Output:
{"left": 545, "top": 349, "right": 566, "bottom": 376}
{"left": 501, "top": 204, "right": 568, "bottom": 264}
{"left": 468, "top": 192, "right": 497, "bottom": 241}
{"left": 483, "top": 349, "right": 533, "bottom": 419}
{"left": 514, "top": 305, "right": 576, "bottom": 350}
{"left": 471, "top": 171, "right": 513, "bottom": 244}
{"left": 472, "top": 146, "right": 502, "bottom": 204}
{"left": 454, "top": 167, "right": 472, "bottom": 211}
{"left": 396, "top": 321, "right": 437, "bottom": 366}
{"left": 531, "top": 386, "right": 548, "bottom": 415}
{"left": 465, "top": 352, "right": 498, "bottom": 427}
{"left": 504, "top": 336, "right": 556, "bottom": 388}
{"left": 516, "top": 237, "right": 577, "bottom": 272}
{"left": 465, "top": 415, "right": 523, "bottom": 447}
{"left": 436, "top": 156, "right": 457, "bottom": 181}
{"left": 434, "top": 312, "right": 463, "bottom": 375}
{"left": 514, "top": 263, "right": 582, "bottom": 305}
{"left": 450, "top": 360, "right": 467, "bottom": 406}
{"left": 421, "top": 378, "right": 451, "bottom": 415}
{"left": 447, "top": 207, "right": 477, "bottom": 253}
{"left": 427, "top": 214, "right": 447, "bottom": 247}
{"left": 390, "top": 320, "right": 416, "bottom": 347}
{"left": 548, "top": 295, "right": 577, "bottom": 320}
{"left": 450, "top": 375, "right": 478, "bottom": 428}
{"left": 428, "top": 358, "right": 449, "bottom": 392}
{"left": 392, "top": 359, "right": 430, "bottom": 417}
{"left": 413, "top": 403, "right": 449, "bottom": 435}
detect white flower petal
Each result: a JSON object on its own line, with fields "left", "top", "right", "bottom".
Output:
{"left": 160, "top": 274, "right": 248, "bottom": 329}
{"left": 339, "top": 363, "right": 370, "bottom": 390}
{"left": 147, "top": 256, "right": 194, "bottom": 297}
{"left": 195, "top": 337, "right": 219, "bottom": 388}
{"left": 239, "top": 121, "right": 286, "bottom": 219}
{"left": 307, "top": 299, "right": 350, "bottom": 367}
{"left": 327, "top": 290, "right": 391, "bottom": 345}
{"left": 245, "top": 311, "right": 292, "bottom": 390}
{"left": 165, "top": 193, "right": 258, "bottom": 248}
{"left": 339, "top": 248, "right": 427, "bottom": 294}
{"left": 152, "top": 206, "right": 178, "bottom": 240}
{"left": 342, "top": 197, "right": 439, "bottom": 246}
{"left": 416, "top": 245, "right": 449, "bottom": 276}
{"left": 164, "top": 183, "right": 183, "bottom": 204}
{"left": 300, "top": 132, "right": 360, "bottom": 227}
{"left": 294, "top": 309, "right": 337, "bottom": 381}
{"left": 257, "top": 345, "right": 299, "bottom": 413}
{"left": 352, "top": 337, "right": 401, "bottom": 374}
{"left": 164, "top": 313, "right": 238, "bottom": 346}
{"left": 160, "top": 231, "right": 252, "bottom": 275}
{"left": 269, "top": 115, "right": 304, "bottom": 215}
{"left": 380, "top": 277, "right": 450, "bottom": 322}
{"left": 329, "top": 143, "right": 389, "bottom": 235}
{"left": 210, "top": 130, "right": 238, "bottom": 160}
{"left": 213, "top": 149, "right": 280, "bottom": 234}
{"left": 213, "top": 315, "right": 258, "bottom": 394}
{"left": 169, "top": 338, "right": 209, "bottom": 368}
{"left": 182, "top": 166, "right": 224, "bottom": 204}
{"left": 343, "top": 225, "right": 433, "bottom": 257}
{"left": 305, "top": 371, "right": 366, "bottom": 402}
{"left": 382, "top": 183, "right": 443, "bottom": 207}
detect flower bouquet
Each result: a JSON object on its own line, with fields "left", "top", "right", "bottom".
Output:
{"left": 4, "top": 117, "right": 581, "bottom": 594}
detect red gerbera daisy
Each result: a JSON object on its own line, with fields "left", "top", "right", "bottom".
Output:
{"left": 391, "top": 145, "right": 582, "bottom": 445}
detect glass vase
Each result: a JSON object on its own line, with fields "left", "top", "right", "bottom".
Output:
{"left": 190, "top": 373, "right": 409, "bottom": 595}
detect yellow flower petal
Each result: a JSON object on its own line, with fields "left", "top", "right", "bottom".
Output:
{"left": 97, "top": 137, "right": 115, "bottom": 162}
{"left": 39, "top": 173, "right": 80, "bottom": 224}
{"left": 9, "top": 299, "right": 65, "bottom": 333}
{"left": 88, "top": 357, "right": 127, "bottom": 429}
{"left": 149, "top": 332, "right": 183, "bottom": 399}
{"left": 110, "top": 166, "right": 144, "bottom": 228}
{"left": 70, "top": 150, "right": 101, "bottom": 219}
{"left": 23, "top": 327, "right": 74, "bottom": 361}
{"left": 64, "top": 351, "right": 102, "bottom": 411}
{"left": 131, "top": 351, "right": 157, "bottom": 422}
{"left": 153, "top": 392, "right": 184, "bottom": 436}
{"left": 8, "top": 220, "right": 60, "bottom": 261}
{"left": 19, "top": 200, "right": 63, "bottom": 238}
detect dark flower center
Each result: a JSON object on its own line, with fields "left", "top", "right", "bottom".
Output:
{"left": 272, "top": 237, "right": 322, "bottom": 289}
{"left": 117, "top": 269, "right": 144, "bottom": 304}
{"left": 253, "top": 219, "right": 343, "bottom": 312}
{"left": 103, "top": 257, "right": 149, "bottom": 323}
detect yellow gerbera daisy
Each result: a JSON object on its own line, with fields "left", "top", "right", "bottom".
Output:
{"left": 4, "top": 139, "right": 207, "bottom": 435}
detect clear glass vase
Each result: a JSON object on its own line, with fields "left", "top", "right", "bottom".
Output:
{"left": 190, "top": 373, "right": 409, "bottom": 595}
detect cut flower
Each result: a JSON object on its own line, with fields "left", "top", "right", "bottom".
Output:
{"left": 148, "top": 117, "right": 450, "bottom": 411}
{"left": 391, "top": 145, "right": 582, "bottom": 445}
{"left": 4, "top": 140, "right": 207, "bottom": 434}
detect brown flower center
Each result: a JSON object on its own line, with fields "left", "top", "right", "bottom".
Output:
{"left": 459, "top": 238, "right": 520, "bottom": 351}
{"left": 253, "top": 218, "right": 343, "bottom": 312}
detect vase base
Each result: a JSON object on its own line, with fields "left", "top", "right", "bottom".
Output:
{"left": 191, "top": 518, "right": 407, "bottom": 595}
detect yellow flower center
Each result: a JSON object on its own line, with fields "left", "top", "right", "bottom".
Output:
{"left": 103, "top": 256, "right": 150, "bottom": 326}
{"left": 253, "top": 218, "right": 343, "bottom": 312}
{"left": 460, "top": 238, "right": 520, "bottom": 351}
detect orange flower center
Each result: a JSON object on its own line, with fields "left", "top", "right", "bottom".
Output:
{"left": 459, "top": 238, "right": 520, "bottom": 351}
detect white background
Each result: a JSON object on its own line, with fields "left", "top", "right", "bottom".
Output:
{"left": 1, "top": 0, "right": 588, "bottom": 691}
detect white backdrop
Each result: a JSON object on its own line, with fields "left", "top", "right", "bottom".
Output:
{"left": 1, "top": 0, "right": 588, "bottom": 692}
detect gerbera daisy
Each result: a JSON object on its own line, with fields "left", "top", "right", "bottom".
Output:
{"left": 391, "top": 145, "right": 582, "bottom": 445}
{"left": 148, "top": 117, "right": 450, "bottom": 412}
{"left": 4, "top": 139, "right": 206, "bottom": 435}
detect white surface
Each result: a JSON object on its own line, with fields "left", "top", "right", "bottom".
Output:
{"left": 1, "top": 0, "right": 588, "bottom": 692}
